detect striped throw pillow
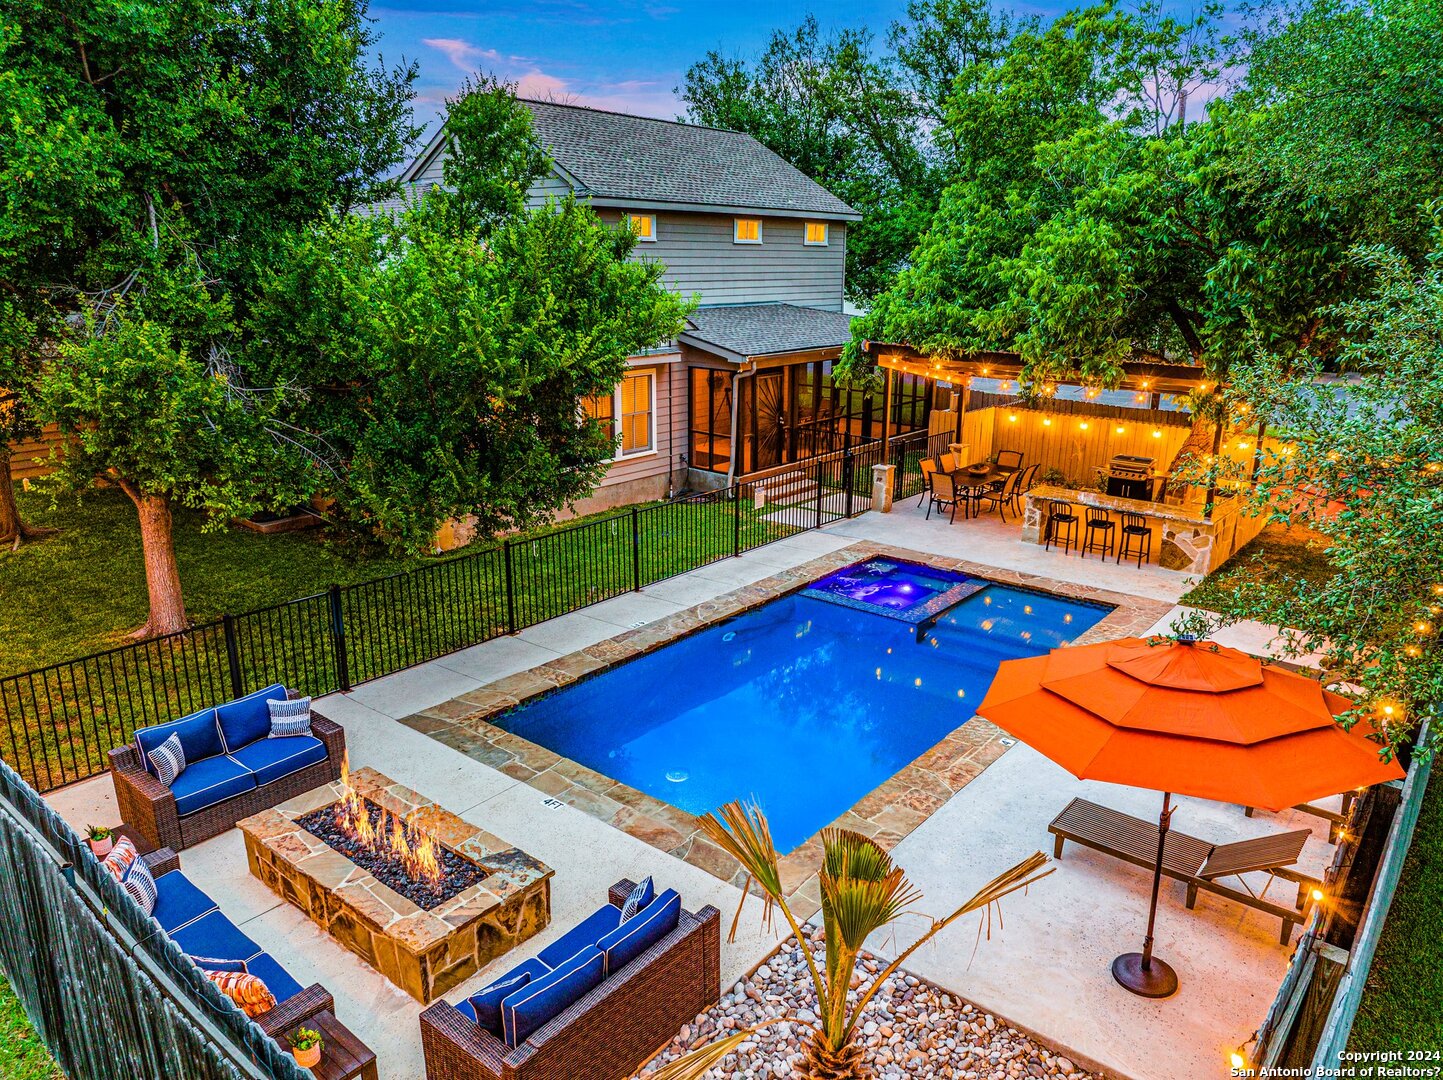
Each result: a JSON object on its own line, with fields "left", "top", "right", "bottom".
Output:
{"left": 204, "top": 969, "right": 276, "bottom": 1018}
{"left": 620, "top": 876, "right": 655, "bottom": 922}
{"left": 150, "top": 732, "right": 186, "bottom": 787}
{"left": 101, "top": 837, "right": 140, "bottom": 883}
{"left": 120, "top": 857, "right": 157, "bottom": 915}
{"left": 266, "top": 697, "right": 312, "bottom": 739}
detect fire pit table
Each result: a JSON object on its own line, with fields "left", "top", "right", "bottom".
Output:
{"left": 239, "top": 766, "right": 553, "bottom": 1004}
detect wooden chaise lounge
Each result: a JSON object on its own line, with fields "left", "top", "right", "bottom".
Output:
{"left": 1048, "top": 797, "right": 1321, "bottom": 944}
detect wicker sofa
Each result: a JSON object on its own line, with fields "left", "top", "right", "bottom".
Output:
{"left": 108, "top": 685, "right": 345, "bottom": 851}
{"left": 420, "top": 878, "right": 721, "bottom": 1080}
{"left": 139, "top": 846, "right": 338, "bottom": 1043}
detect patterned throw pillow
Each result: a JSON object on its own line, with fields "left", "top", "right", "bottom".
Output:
{"left": 266, "top": 697, "right": 312, "bottom": 739}
{"left": 101, "top": 837, "right": 140, "bottom": 883}
{"left": 150, "top": 732, "right": 187, "bottom": 787}
{"left": 120, "top": 857, "right": 157, "bottom": 915}
{"left": 204, "top": 969, "right": 276, "bottom": 1018}
{"left": 620, "top": 876, "right": 655, "bottom": 923}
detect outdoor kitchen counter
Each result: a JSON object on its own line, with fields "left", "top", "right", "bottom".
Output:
{"left": 1023, "top": 484, "right": 1210, "bottom": 525}
{"left": 1020, "top": 484, "right": 1265, "bottom": 575}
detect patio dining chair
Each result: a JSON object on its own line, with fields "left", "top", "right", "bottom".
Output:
{"left": 975, "top": 468, "right": 1023, "bottom": 522}
{"left": 925, "top": 472, "right": 962, "bottom": 524}
{"left": 918, "top": 457, "right": 939, "bottom": 505}
{"left": 939, "top": 452, "right": 958, "bottom": 474}
{"left": 1016, "top": 463, "right": 1040, "bottom": 495}
{"left": 995, "top": 449, "right": 1023, "bottom": 473}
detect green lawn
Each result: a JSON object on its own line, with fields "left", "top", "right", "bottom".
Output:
{"left": 1349, "top": 768, "right": 1443, "bottom": 1054}
{"left": 0, "top": 976, "right": 62, "bottom": 1080}
{"left": 0, "top": 484, "right": 800, "bottom": 790}
{"left": 1181, "top": 520, "right": 1337, "bottom": 612}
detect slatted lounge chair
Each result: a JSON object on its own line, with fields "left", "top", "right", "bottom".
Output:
{"left": 1048, "top": 797, "right": 1320, "bottom": 944}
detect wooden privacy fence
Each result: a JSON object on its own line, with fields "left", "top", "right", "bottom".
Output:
{"left": 0, "top": 756, "right": 307, "bottom": 1080}
{"left": 1250, "top": 719, "right": 1433, "bottom": 1069}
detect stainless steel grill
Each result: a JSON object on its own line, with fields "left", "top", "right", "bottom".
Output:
{"left": 1106, "top": 455, "right": 1155, "bottom": 499}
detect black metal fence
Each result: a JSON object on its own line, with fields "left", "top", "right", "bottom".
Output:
{"left": 2, "top": 439, "right": 935, "bottom": 794}
{"left": 0, "top": 755, "right": 307, "bottom": 1080}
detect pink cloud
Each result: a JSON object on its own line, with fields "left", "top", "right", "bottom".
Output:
{"left": 422, "top": 38, "right": 503, "bottom": 72}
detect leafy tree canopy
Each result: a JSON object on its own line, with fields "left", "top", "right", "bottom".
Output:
{"left": 1216, "top": 238, "right": 1443, "bottom": 751}
{"left": 4, "top": 0, "right": 417, "bottom": 629}
{"left": 249, "top": 86, "right": 693, "bottom": 553}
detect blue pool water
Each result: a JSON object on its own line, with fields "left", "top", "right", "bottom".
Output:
{"left": 497, "top": 567, "right": 1111, "bottom": 852}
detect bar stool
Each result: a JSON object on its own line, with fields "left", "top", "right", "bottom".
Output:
{"left": 1117, "top": 511, "right": 1152, "bottom": 567}
{"left": 1081, "top": 507, "right": 1116, "bottom": 559}
{"left": 1043, "top": 499, "right": 1078, "bottom": 554}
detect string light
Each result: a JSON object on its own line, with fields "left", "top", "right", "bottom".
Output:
{"left": 1115, "top": 426, "right": 1125, "bottom": 435}
{"left": 1008, "top": 413, "right": 1018, "bottom": 422}
{"left": 1079, "top": 422, "right": 1089, "bottom": 431}
{"left": 1043, "top": 417, "right": 1052, "bottom": 426}
{"left": 1310, "top": 887, "right": 1326, "bottom": 903}
{"left": 1416, "top": 621, "right": 1433, "bottom": 636}
{"left": 1152, "top": 429, "right": 1162, "bottom": 438}
{"left": 1230, "top": 1052, "right": 1247, "bottom": 1071}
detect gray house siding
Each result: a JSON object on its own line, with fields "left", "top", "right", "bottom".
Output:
{"left": 594, "top": 210, "right": 846, "bottom": 311}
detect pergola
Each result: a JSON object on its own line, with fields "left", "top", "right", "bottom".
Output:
{"left": 860, "top": 341, "right": 1256, "bottom": 512}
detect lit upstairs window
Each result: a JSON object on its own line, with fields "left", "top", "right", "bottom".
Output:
{"left": 733, "top": 218, "right": 762, "bottom": 244}
{"left": 804, "top": 222, "right": 829, "bottom": 246}
{"left": 628, "top": 213, "right": 656, "bottom": 241}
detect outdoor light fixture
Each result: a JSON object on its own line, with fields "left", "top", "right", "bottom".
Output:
{"left": 1152, "top": 429, "right": 1162, "bottom": 438}
{"left": 1231, "top": 1052, "right": 1247, "bottom": 1071}
{"left": 1311, "top": 887, "right": 1325, "bottom": 903}
{"left": 1009, "top": 414, "right": 1018, "bottom": 422}
{"left": 1116, "top": 426, "right": 1125, "bottom": 435}
{"left": 1080, "top": 422, "right": 1089, "bottom": 430}
{"left": 1043, "top": 418, "right": 1052, "bottom": 426}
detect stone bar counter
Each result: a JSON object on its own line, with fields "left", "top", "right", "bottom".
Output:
{"left": 1020, "top": 484, "right": 1265, "bottom": 575}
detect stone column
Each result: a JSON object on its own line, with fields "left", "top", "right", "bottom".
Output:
{"left": 872, "top": 463, "right": 896, "bottom": 512}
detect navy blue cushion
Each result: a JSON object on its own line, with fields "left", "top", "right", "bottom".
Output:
{"left": 135, "top": 709, "right": 223, "bottom": 778}
{"left": 168, "top": 755, "right": 256, "bottom": 817}
{"left": 501, "top": 946, "right": 605, "bottom": 1047}
{"left": 152, "top": 870, "right": 218, "bottom": 934}
{"left": 227, "top": 735, "right": 327, "bottom": 787}
{"left": 244, "top": 953, "right": 304, "bottom": 1005}
{"left": 597, "top": 889, "right": 681, "bottom": 976}
{"left": 216, "top": 683, "right": 287, "bottom": 752}
{"left": 536, "top": 904, "right": 623, "bottom": 970}
{"left": 462, "top": 957, "right": 551, "bottom": 1035}
{"left": 170, "top": 910, "right": 262, "bottom": 965}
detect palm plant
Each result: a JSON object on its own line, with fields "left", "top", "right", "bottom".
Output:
{"left": 651, "top": 801, "right": 1052, "bottom": 1080}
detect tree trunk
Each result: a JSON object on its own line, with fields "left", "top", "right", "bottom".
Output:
{"left": 799, "top": 1030, "right": 871, "bottom": 1080}
{"left": 128, "top": 489, "right": 189, "bottom": 638}
{"left": 0, "top": 451, "right": 56, "bottom": 550}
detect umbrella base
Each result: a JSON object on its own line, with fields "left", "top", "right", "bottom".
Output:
{"left": 1112, "top": 952, "right": 1179, "bottom": 998}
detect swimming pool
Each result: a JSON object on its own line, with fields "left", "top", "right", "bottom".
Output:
{"left": 495, "top": 563, "right": 1111, "bottom": 852}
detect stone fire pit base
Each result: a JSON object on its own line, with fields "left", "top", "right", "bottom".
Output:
{"left": 239, "top": 767, "right": 553, "bottom": 1004}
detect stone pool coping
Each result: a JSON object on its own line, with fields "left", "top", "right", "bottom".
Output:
{"left": 396, "top": 541, "right": 1173, "bottom": 918}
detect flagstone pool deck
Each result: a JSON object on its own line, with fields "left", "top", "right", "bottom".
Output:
{"left": 44, "top": 507, "right": 1331, "bottom": 1080}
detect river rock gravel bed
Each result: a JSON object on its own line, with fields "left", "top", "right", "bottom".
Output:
{"left": 638, "top": 930, "right": 1097, "bottom": 1080}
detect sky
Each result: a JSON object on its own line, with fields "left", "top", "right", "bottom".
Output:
{"left": 368, "top": 0, "right": 970, "bottom": 134}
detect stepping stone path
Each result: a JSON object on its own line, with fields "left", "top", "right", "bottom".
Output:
{"left": 639, "top": 930, "right": 1096, "bottom": 1080}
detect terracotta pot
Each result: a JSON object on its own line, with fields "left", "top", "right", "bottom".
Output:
{"left": 89, "top": 836, "right": 113, "bottom": 858}
{"left": 292, "top": 1044, "right": 321, "bottom": 1069}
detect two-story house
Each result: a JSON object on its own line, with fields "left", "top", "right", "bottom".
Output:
{"left": 399, "top": 99, "right": 934, "bottom": 511}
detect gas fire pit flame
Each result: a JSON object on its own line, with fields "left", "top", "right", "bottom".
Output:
{"left": 333, "top": 757, "right": 442, "bottom": 888}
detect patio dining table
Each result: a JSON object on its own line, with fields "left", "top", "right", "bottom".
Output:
{"left": 945, "top": 461, "right": 1007, "bottom": 519}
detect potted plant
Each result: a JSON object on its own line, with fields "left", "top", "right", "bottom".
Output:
{"left": 288, "top": 1027, "right": 323, "bottom": 1069}
{"left": 85, "top": 825, "right": 114, "bottom": 858}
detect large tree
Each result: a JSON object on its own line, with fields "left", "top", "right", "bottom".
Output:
{"left": 248, "top": 86, "right": 692, "bottom": 553}
{"left": 4, "top": 0, "right": 417, "bottom": 635}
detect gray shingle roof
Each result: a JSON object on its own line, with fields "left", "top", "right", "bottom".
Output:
{"left": 681, "top": 304, "right": 855, "bottom": 360}
{"left": 521, "top": 100, "right": 859, "bottom": 220}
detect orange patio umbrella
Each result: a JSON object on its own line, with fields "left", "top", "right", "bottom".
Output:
{"left": 978, "top": 635, "right": 1404, "bottom": 998}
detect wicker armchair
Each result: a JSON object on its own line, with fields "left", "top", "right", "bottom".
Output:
{"left": 109, "top": 693, "right": 345, "bottom": 851}
{"left": 420, "top": 879, "right": 721, "bottom": 1080}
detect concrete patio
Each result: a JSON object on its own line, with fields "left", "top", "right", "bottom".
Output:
{"left": 44, "top": 505, "right": 1319, "bottom": 1080}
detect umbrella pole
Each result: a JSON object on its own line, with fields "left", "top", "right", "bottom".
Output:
{"left": 1112, "top": 792, "right": 1180, "bottom": 998}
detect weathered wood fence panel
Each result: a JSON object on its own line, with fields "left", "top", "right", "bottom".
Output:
{"left": 0, "top": 758, "right": 306, "bottom": 1080}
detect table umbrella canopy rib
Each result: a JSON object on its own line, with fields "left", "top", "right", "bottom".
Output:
{"left": 978, "top": 638, "right": 1404, "bottom": 812}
